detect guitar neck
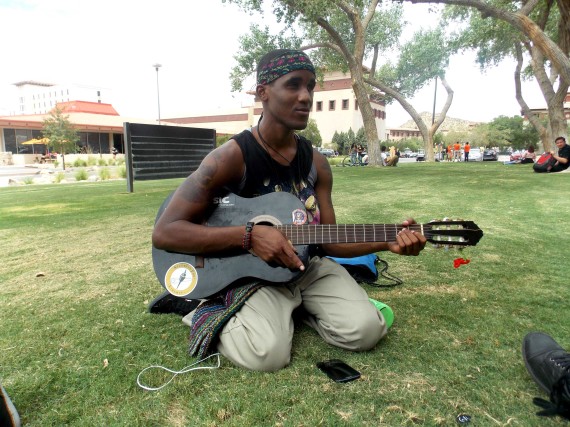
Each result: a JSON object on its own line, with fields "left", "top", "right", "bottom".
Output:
{"left": 277, "top": 224, "right": 428, "bottom": 245}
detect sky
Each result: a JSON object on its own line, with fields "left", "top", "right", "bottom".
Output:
{"left": 0, "top": 0, "right": 547, "bottom": 128}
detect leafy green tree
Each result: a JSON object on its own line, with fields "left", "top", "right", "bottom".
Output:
{"left": 297, "top": 118, "right": 323, "bottom": 147}
{"left": 331, "top": 130, "right": 349, "bottom": 154}
{"left": 409, "top": 0, "right": 570, "bottom": 151}
{"left": 407, "top": 0, "right": 570, "bottom": 82}
{"left": 346, "top": 128, "right": 356, "bottom": 148}
{"left": 367, "top": 28, "right": 453, "bottom": 161}
{"left": 441, "top": 130, "right": 470, "bottom": 147}
{"left": 355, "top": 127, "right": 367, "bottom": 147}
{"left": 42, "top": 108, "right": 80, "bottom": 170}
{"left": 442, "top": 2, "right": 568, "bottom": 151}
{"left": 225, "top": 0, "right": 453, "bottom": 163}
{"left": 486, "top": 115, "right": 540, "bottom": 150}
{"left": 330, "top": 128, "right": 364, "bottom": 154}
{"left": 216, "top": 134, "right": 233, "bottom": 147}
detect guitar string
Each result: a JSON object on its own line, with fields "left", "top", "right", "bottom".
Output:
{"left": 275, "top": 224, "right": 476, "bottom": 244}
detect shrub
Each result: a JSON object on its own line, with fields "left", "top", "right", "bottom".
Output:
{"left": 74, "top": 169, "right": 88, "bottom": 181}
{"left": 99, "top": 167, "right": 111, "bottom": 181}
{"left": 54, "top": 172, "right": 66, "bottom": 183}
{"left": 54, "top": 161, "right": 60, "bottom": 168}
{"left": 87, "top": 156, "right": 97, "bottom": 166}
{"left": 22, "top": 177, "right": 34, "bottom": 185}
{"left": 98, "top": 159, "right": 107, "bottom": 166}
{"left": 118, "top": 165, "right": 127, "bottom": 178}
{"left": 328, "top": 157, "right": 343, "bottom": 166}
{"left": 73, "top": 158, "right": 87, "bottom": 167}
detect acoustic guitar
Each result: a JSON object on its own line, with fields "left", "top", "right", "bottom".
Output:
{"left": 152, "top": 191, "right": 483, "bottom": 299}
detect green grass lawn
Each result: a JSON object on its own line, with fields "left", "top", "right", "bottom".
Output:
{"left": 1, "top": 162, "right": 569, "bottom": 426}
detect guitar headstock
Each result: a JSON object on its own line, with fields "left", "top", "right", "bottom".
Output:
{"left": 425, "top": 219, "right": 483, "bottom": 249}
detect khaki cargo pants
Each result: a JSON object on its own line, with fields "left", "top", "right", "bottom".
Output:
{"left": 217, "top": 256, "right": 387, "bottom": 371}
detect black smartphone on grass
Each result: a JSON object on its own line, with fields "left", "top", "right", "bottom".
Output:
{"left": 317, "top": 359, "right": 361, "bottom": 383}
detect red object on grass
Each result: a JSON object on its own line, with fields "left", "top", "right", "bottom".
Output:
{"left": 454, "top": 258, "right": 471, "bottom": 268}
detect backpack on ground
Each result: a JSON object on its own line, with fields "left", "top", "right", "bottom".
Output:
{"left": 327, "top": 254, "right": 403, "bottom": 287}
{"left": 533, "top": 153, "right": 556, "bottom": 173}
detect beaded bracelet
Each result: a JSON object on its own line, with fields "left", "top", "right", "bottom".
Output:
{"left": 242, "top": 222, "right": 255, "bottom": 250}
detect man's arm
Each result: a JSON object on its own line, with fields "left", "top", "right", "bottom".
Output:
{"left": 152, "top": 140, "right": 246, "bottom": 254}
{"left": 152, "top": 140, "right": 305, "bottom": 271}
{"left": 550, "top": 146, "right": 569, "bottom": 164}
{"left": 313, "top": 152, "right": 426, "bottom": 257}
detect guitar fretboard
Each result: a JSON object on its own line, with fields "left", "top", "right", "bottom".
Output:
{"left": 277, "top": 224, "right": 430, "bottom": 245}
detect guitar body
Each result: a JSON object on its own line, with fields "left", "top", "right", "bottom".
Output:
{"left": 152, "top": 192, "right": 310, "bottom": 299}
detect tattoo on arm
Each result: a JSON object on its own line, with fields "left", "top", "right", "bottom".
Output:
{"left": 180, "top": 153, "right": 220, "bottom": 203}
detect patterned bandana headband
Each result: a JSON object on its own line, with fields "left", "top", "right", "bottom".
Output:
{"left": 257, "top": 50, "right": 315, "bottom": 85}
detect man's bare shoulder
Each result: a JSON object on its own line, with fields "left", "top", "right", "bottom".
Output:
{"left": 201, "top": 138, "right": 244, "bottom": 181}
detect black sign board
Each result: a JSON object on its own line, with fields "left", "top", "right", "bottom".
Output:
{"left": 124, "top": 122, "right": 215, "bottom": 192}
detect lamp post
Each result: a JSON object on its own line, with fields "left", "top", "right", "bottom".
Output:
{"left": 152, "top": 63, "right": 162, "bottom": 125}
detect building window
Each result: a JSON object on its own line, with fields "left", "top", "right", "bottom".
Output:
{"left": 342, "top": 99, "right": 349, "bottom": 110}
{"left": 316, "top": 101, "right": 323, "bottom": 112}
{"left": 329, "top": 100, "right": 336, "bottom": 111}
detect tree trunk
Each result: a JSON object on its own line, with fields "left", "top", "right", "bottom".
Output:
{"left": 526, "top": 41, "right": 569, "bottom": 151}
{"left": 352, "top": 68, "right": 382, "bottom": 165}
{"left": 545, "top": 95, "right": 569, "bottom": 149}
{"left": 556, "top": 0, "right": 570, "bottom": 56}
{"left": 364, "top": 76, "right": 453, "bottom": 161}
{"left": 514, "top": 44, "right": 549, "bottom": 148}
{"left": 429, "top": 76, "right": 454, "bottom": 161}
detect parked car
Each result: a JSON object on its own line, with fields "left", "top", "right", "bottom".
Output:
{"left": 416, "top": 150, "right": 425, "bottom": 161}
{"left": 467, "top": 148, "right": 483, "bottom": 161}
{"left": 483, "top": 149, "right": 498, "bottom": 161}
{"left": 318, "top": 148, "right": 335, "bottom": 157}
{"left": 402, "top": 149, "right": 413, "bottom": 158}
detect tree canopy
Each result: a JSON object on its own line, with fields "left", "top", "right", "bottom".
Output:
{"left": 42, "top": 108, "right": 80, "bottom": 170}
{"left": 225, "top": 0, "right": 454, "bottom": 163}
{"left": 439, "top": 0, "right": 568, "bottom": 151}
{"left": 297, "top": 118, "right": 323, "bottom": 147}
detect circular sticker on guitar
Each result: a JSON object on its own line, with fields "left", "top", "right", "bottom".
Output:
{"left": 164, "top": 262, "right": 198, "bottom": 297}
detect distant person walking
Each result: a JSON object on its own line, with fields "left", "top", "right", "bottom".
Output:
{"left": 350, "top": 143, "right": 357, "bottom": 165}
{"left": 453, "top": 142, "right": 461, "bottom": 161}
{"left": 464, "top": 142, "right": 471, "bottom": 162}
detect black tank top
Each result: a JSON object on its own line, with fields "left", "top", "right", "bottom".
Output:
{"left": 231, "top": 130, "right": 321, "bottom": 225}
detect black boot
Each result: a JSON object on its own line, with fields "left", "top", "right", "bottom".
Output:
{"left": 148, "top": 290, "right": 200, "bottom": 316}
{"left": 523, "top": 332, "right": 570, "bottom": 421}
{"left": 522, "top": 331, "right": 570, "bottom": 393}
